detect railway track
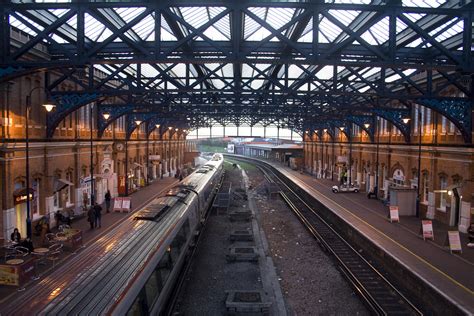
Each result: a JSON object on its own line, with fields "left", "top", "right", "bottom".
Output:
{"left": 229, "top": 155, "right": 422, "bottom": 316}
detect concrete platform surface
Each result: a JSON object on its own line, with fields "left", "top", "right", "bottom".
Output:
{"left": 270, "top": 163, "right": 474, "bottom": 314}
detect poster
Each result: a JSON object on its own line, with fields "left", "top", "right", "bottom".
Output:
{"left": 389, "top": 206, "right": 399, "bottom": 223}
{"left": 421, "top": 220, "right": 434, "bottom": 240}
{"left": 447, "top": 231, "right": 462, "bottom": 253}
{"left": 0, "top": 266, "right": 19, "bottom": 286}
{"left": 113, "top": 198, "right": 123, "bottom": 211}
{"left": 122, "top": 197, "right": 131, "bottom": 211}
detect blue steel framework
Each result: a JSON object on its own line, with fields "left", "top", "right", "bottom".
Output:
{"left": 0, "top": 1, "right": 472, "bottom": 142}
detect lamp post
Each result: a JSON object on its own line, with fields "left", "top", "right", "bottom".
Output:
{"left": 364, "top": 123, "right": 370, "bottom": 190}
{"left": 319, "top": 130, "right": 323, "bottom": 178}
{"left": 135, "top": 120, "right": 142, "bottom": 187}
{"left": 406, "top": 111, "right": 421, "bottom": 218}
{"left": 339, "top": 127, "right": 345, "bottom": 184}
{"left": 331, "top": 129, "right": 335, "bottom": 181}
{"left": 168, "top": 126, "right": 173, "bottom": 176}
{"left": 153, "top": 124, "right": 163, "bottom": 179}
{"left": 25, "top": 87, "right": 56, "bottom": 239}
{"left": 417, "top": 113, "right": 422, "bottom": 218}
{"left": 375, "top": 117, "right": 380, "bottom": 199}
{"left": 89, "top": 104, "right": 95, "bottom": 205}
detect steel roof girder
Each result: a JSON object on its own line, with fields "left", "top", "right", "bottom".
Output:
{"left": 11, "top": 9, "right": 77, "bottom": 61}
{"left": 162, "top": 7, "right": 231, "bottom": 57}
{"left": 47, "top": 92, "right": 100, "bottom": 138}
{"left": 242, "top": 8, "right": 313, "bottom": 60}
{"left": 372, "top": 108, "right": 411, "bottom": 143}
{"left": 97, "top": 105, "right": 132, "bottom": 137}
{"left": 347, "top": 115, "right": 376, "bottom": 142}
{"left": 397, "top": 13, "right": 462, "bottom": 66}
{"left": 85, "top": 7, "right": 153, "bottom": 59}
{"left": 417, "top": 98, "right": 472, "bottom": 143}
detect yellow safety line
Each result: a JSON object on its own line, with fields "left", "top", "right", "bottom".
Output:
{"left": 291, "top": 171, "right": 474, "bottom": 297}
{"left": 314, "top": 178, "right": 474, "bottom": 268}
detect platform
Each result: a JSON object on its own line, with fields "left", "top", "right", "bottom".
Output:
{"left": 270, "top": 163, "right": 474, "bottom": 313}
{"left": 0, "top": 177, "right": 178, "bottom": 309}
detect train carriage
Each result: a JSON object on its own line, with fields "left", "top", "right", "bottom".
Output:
{"left": 2, "top": 154, "right": 224, "bottom": 316}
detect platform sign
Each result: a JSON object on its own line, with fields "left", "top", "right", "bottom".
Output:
{"left": 447, "top": 231, "right": 462, "bottom": 253}
{"left": 421, "top": 220, "right": 434, "bottom": 241}
{"left": 113, "top": 198, "right": 123, "bottom": 212}
{"left": 122, "top": 197, "right": 131, "bottom": 212}
{"left": 389, "top": 206, "right": 399, "bottom": 223}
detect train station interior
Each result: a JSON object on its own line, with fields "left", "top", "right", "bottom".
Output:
{"left": 0, "top": 0, "right": 473, "bottom": 314}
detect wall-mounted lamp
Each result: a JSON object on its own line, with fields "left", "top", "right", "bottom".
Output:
{"left": 135, "top": 120, "right": 142, "bottom": 125}
{"left": 364, "top": 123, "right": 370, "bottom": 129}
{"left": 168, "top": 126, "right": 173, "bottom": 130}
{"left": 339, "top": 127, "right": 345, "bottom": 131}
{"left": 402, "top": 118, "right": 411, "bottom": 124}
{"left": 103, "top": 113, "right": 110, "bottom": 120}
{"left": 323, "top": 129, "right": 327, "bottom": 133}
{"left": 42, "top": 103, "right": 56, "bottom": 112}
{"left": 155, "top": 124, "right": 160, "bottom": 128}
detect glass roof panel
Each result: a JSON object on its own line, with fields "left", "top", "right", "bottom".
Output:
{"left": 266, "top": 8, "right": 296, "bottom": 31}
{"left": 131, "top": 13, "right": 155, "bottom": 41}
{"left": 316, "top": 66, "right": 334, "bottom": 80}
{"left": 141, "top": 64, "right": 160, "bottom": 78}
{"left": 429, "top": 19, "right": 463, "bottom": 42}
{"left": 84, "top": 13, "right": 108, "bottom": 42}
{"left": 402, "top": 0, "right": 444, "bottom": 7}
{"left": 250, "top": 79, "right": 264, "bottom": 90}
{"left": 360, "top": 17, "right": 389, "bottom": 45}
{"left": 10, "top": 14, "right": 39, "bottom": 36}
{"left": 221, "top": 64, "right": 234, "bottom": 78}
{"left": 288, "top": 65, "right": 304, "bottom": 79}
{"left": 319, "top": 17, "right": 343, "bottom": 43}
{"left": 202, "top": 25, "right": 229, "bottom": 41}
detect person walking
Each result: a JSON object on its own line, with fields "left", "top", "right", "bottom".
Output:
{"left": 87, "top": 205, "right": 95, "bottom": 229}
{"left": 94, "top": 202, "right": 103, "bottom": 228}
{"left": 105, "top": 190, "right": 111, "bottom": 213}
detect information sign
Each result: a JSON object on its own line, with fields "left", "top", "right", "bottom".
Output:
{"left": 447, "top": 231, "right": 462, "bottom": 253}
{"left": 421, "top": 220, "right": 434, "bottom": 240}
{"left": 389, "top": 206, "right": 399, "bottom": 223}
{"left": 122, "top": 197, "right": 131, "bottom": 212}
{"left": 113, "top": 198, "right": 123, "bottom": 212}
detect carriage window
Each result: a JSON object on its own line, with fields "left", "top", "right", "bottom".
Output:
{"left": 144, "top": 271, "right": 162, "bottom": 312}
{"left": 182, "top": 219, "right": 190, "bottom": 239}
{"left": 157, "top": 252, "right": 172, "bottom": 284}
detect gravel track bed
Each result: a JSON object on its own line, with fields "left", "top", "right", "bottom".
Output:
{"left": 250, "top": 169, "right": 369, "bottom": 315}
{"left": 174, "top": 164, "right": 263, "bottom": 315}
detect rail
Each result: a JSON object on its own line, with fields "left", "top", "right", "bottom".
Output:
{"left": 228, "top": 155, "right": 423, "bottom": 316}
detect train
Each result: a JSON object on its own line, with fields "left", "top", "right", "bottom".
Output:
{"left": 3, "top": 153, "right": 224, "bottom": 315}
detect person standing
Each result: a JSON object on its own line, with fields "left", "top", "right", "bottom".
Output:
{"left": 87, "top": 206, "right": 95, "bottom": 229}
{"left": 105, "top": 190, "right": 111, "bottom": 213}
{"left": 94, "top": 202, "right": 103, "bottom": 228}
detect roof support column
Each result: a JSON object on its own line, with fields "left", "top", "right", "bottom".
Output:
{"left": 0, "top": 6, "right": 10, "bottom": 64}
